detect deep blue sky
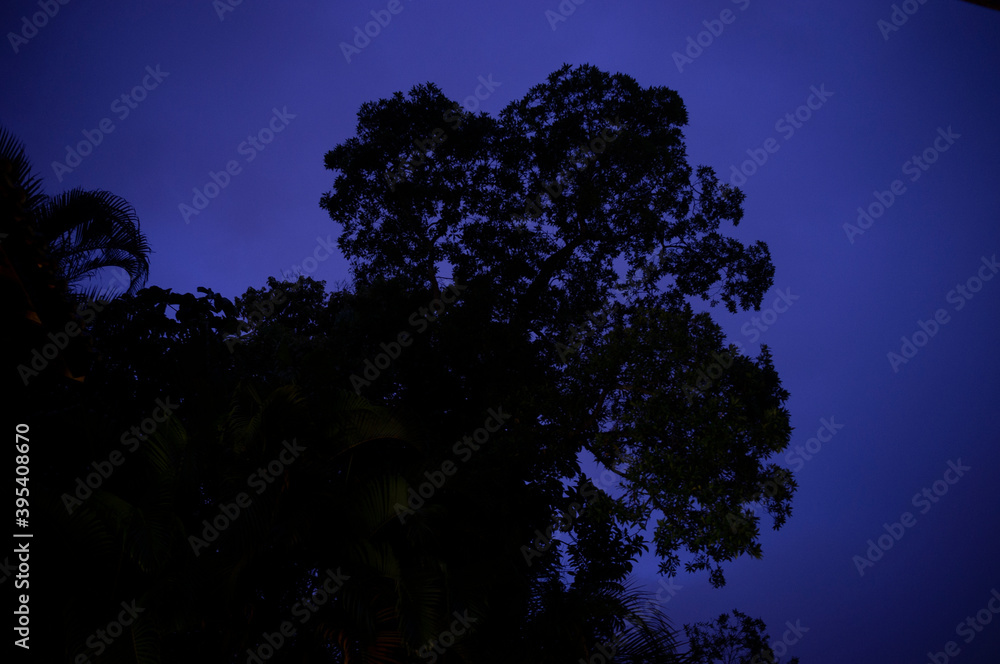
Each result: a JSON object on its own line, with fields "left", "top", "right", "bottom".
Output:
{"left": 4, "top": 1, "right": 1000, "bottom": 661}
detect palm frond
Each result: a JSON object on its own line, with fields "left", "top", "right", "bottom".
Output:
{"left": 37, "top": 188, "right": 150, "bottom": 297}
{"left": 0, "top": 125, "right": 47, "bottom": 213}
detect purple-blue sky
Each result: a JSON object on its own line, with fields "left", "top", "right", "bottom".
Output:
{"left": 4, "top": 1, "right": 1000, "bottom": 661}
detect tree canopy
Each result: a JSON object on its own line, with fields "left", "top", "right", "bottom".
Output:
{"left": 319, "top": 63, "right": 794, "bottom": 587}
{"left": 684, "top": 610, "right": 801, "bottom": 664}
{"left": 15, "top": 64, "right": 800, "bottom": 663}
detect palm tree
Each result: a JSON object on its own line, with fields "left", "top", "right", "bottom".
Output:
{"left": 515, "top": 576, "right": 693, "bottom": 664}
{"left": 1, "top": 125, "right": 150, "bottom": 303}
{"left": 40, "top": 187, "right": 151, "bottom": 300}
{"left": 2, "top": 125, "right": 149, "bottom": 384}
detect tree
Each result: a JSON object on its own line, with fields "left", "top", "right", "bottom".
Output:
{"left": 683, "top": 610, "right": 800, "bottom": 664}
{"left": 31, "top": 349, "right": 479, "bottom": 663}
{"left": 2, "top": 125, "right": 150, "bottom": 387}
{"left": 0, "top": 126, "right": 150, "bottom": 302}
{"left": 320, "top": 63, "right": 794, "bottom": 590}
{"left": 34, "top": 64, "right": 802, "bottom": 660}
{"left": 64, "top": 278, "right": 696, "bottom": 662}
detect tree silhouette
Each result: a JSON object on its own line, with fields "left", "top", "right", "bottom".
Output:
{"left": 683, "top": 610, "right": 801, "bottom": 664}
{"left": 2, "top": 125, "right": 149, "bottom": 387}
{"left": 0, "top": 126, "right": 149, "bottom": 302}
{"left": 320, "top": 63, "right": 794, "bottom": 589}
{"left": 21, "top": 64, "right": 803, "bottom": 662}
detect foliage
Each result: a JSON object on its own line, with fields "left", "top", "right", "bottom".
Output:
{"left": 0, "top": 125, "right": 150, "bottom": 302}
{"left": 683, "top": 610, "right": 801, "bottom": 664}
{"left": 18, "top": 65, "right": 801, "bottom": 662}
{"left": 3, "top": 125, "right": 149, "bottom": 389}
{"left": 320, "top": 63, "right": 794, "bottom": 589}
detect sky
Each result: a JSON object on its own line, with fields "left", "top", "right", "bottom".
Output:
{"left": 4, "top": 1, "right": 1000, "bottom": 662}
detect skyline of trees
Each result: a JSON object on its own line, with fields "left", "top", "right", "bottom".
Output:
{"left": 8, "top": 65, "right": 802, "bottom": 663}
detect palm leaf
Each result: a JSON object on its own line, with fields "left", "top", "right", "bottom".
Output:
{"left": 0, "top": 125, "right": 47, "bottom": 213}
{"left": 36, "top": 188, "right": 150, "bottom": 298}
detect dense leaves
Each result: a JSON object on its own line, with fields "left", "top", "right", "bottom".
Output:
{"left": 684, "top": 610, "right": 801, "bottom": 664}
{"left": 320, "top": 63, "right": 794, "bottom": 589}
{"left": 12, "top": 65, "right": 801, "bottom": 662}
